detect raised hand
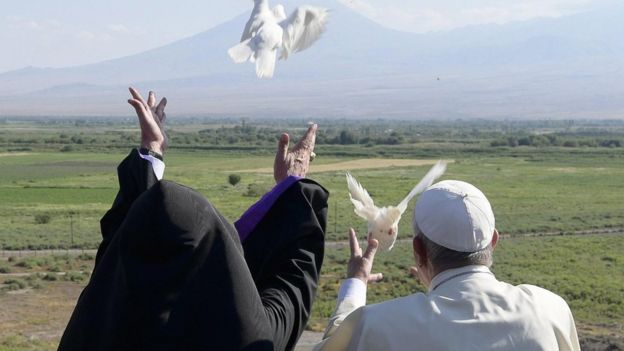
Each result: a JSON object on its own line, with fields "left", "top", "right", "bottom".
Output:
{"left": 273, "top": 124, "right": 317, "bottom": 183}
{"left": 127, "top": 87, "right": 168, "bottom": 155}
{"left": 347, "top": 228, "right": 383, "bottom": 285}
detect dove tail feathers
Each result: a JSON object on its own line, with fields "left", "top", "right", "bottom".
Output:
{"left": 228, "top": 39, "right": 254, "bottom": 63}
{"left": 255, "top": 49, "right": 277, "bottom": 78}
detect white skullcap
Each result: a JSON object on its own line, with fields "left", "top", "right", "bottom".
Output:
{"left": 414, "top": 180, "right": 495, "bottom": 252}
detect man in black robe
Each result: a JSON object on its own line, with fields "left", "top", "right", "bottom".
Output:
{"left": 58, "top": 88, "right": 328, "bottom": 351}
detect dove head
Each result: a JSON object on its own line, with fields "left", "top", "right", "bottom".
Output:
{"left": 272, "top": 5, "right": 287, "bottom": 20}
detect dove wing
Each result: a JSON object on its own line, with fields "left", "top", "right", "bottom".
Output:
{"left": 346, "top": 173, "right": 377, "bottom": 220}
{"left": 241, "top": 0, "right": 269, "bottom": 41}
{"left": 279, "top": 6, "right": 328, "bottom": 60}
{"left": 396, "top": 161, "right": 447, "bottom": 214}
{"left": 241, "top": 18, "right": 256, "bottom": 42}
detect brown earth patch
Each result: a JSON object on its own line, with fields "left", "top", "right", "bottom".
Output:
{"left": 0, "top": 153, "right": 34, "bottom": 157}
{"left": 236, "top": 159, "right": 450, "bottom": 174}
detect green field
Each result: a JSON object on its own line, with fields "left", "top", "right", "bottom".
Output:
{"left": 1, "top": 120, "right": 623, "bottom": 349}
{"left": 1, "top": 147, "right": 623, "bottom": 249}
{"left": 0, "top": 234, "right": 622, "bottom": 350}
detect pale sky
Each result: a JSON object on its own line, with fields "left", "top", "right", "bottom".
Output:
{"left": 0, "top": 0, "right": 615, "bottom": 73}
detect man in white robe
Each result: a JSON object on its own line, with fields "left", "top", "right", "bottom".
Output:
{"left": 315, "top": 180, "right": 581, "bottom": 351}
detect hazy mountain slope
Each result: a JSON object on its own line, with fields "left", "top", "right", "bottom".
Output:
{"left": 0, "top": 0, "right": 622, "bottom": 118}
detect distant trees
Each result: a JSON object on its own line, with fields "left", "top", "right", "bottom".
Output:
{"left": 34, "top": 214, "right": 51, "bottom": 224}
{"left": 3, "top": 118, "right": 624, "bottom": 151}
{"left": 490, "top": 134, "right": 623, "bottom": 149}
{"left": 245, "top": 183, "right": 268, "bottom": 197}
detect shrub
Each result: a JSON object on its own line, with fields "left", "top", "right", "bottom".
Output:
{"left": 3, "top": 279, "right": 27, "bottom": 291}
{"left": 41, "top": 273, "right": 58, "bottom": 281}
{"left": 63, "top": 272, "right": 87, "bottom": 283}
{"left": 34, "top": 214, "right": 51, "bottom": 224}
{"left": 78, "top": 253, "right": 95, "bottom": 261}
{"left": 15, "top": 260, "right": 34, "bottom": 269}
{"left": 228, "top": 174, "right": 241, "bottom": 186}
{"left": 245, "top": 183, "right": 269, "bottom": 197}
{"left": 490, "top": 140, "right": 507, "bottom": 147}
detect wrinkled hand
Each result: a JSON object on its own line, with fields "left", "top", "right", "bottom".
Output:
{"left": 127, "top": 87, "right": 168, "bottom": 155}
{"left": 274, "top": 124, "right": 317, "bottom": 183}
{"left": 347, "top": 228, "right": 383, "bottom": 285}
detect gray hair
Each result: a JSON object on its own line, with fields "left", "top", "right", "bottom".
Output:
{"left": 414, "top": 226, "right": 494, "bottom": 271}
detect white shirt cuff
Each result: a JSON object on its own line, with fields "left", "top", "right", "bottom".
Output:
{"left": 138, "top": 152, "right": 165, "bottom": 180}
{"left": 337, "top": 278, "right": 367, "bottom": 307}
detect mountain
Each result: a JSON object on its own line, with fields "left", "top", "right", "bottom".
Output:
{"left": 1, "top": 0, "right": 623, "bottom": 119}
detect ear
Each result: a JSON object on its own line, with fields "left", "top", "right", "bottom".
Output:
{"left": 491, "top": 229, "right": 499, "bottom": 250}
{"left": 413, "top": 236, "right": 428, "bottom": 267}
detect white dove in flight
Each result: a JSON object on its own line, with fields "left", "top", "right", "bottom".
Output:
{"left": 228, "top": 0, "right": 329, "bottom": 78}
{"left": 346, "top": 161, "right": 447, "bottom": 252}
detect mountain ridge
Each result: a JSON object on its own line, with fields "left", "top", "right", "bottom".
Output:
{"left": 1, "top": 1, "right": 623, "bottom": 118}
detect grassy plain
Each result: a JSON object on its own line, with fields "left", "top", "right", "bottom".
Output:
{"left": 0, "top": 234, "right": 622, "bottom": 350}
{"left": 1, "top": 146, "right": 623, "bottom": 249}
{"left": 0, "top": 120, "right": 623, "bottom": 350}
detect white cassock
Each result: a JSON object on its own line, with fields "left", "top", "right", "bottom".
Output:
{"left": 315, "top": 265, "right": 581, "bottom": 351}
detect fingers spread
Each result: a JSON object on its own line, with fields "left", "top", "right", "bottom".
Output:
{"left": 363, "top": 238, "right": 379, "bottom": 261}
{"left": 306, "top": 123, "right": 318, "bottom": 138}
{"left": 368, "top": 273, "right": 384, "bottom": 283}
{"left": 128, "top": 87, "right": 147, "bottom": 107}
{"left": 295, "top": 123, "right": 317, "bottom": 151}
{"left": 349, "top": 228, "right": 361, "bottom": 257}
{"left": 276, "top": 133, "right": 289, "bottom": 161}
{"left": 127, "top": 99, "right": 145, "bottom": 113}
{"left": 156, "top": 97, "right": 167, "bottom": 122}
{"left": 147, "top": 91, "right": 156, "bottom": 108}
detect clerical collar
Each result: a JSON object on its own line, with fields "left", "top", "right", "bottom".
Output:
{"left": 428, "top": 265, "right": 494, "bottom": 292}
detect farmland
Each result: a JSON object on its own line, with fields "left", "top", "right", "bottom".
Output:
{"left": 0, "top": 119, "right": 623, "bottom": 350}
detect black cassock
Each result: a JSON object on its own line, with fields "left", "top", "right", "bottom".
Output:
{"left": 58, "top": 150, "right": 329, "bottom": 351}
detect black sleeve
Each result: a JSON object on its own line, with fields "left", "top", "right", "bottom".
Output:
{"left": 243, "top": 180, "right": 329, "bottom": 351}
{"left": 96, "top": 149, "right": 158, "bottom": 266}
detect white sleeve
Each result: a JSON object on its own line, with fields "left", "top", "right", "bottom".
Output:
{"left": 138, "top": 152, "right": 165, "bottom": 181}
{"left": 322, "top": 278, "right": 367, "bottom": 338}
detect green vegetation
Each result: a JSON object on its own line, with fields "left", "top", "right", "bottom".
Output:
{"left": 0, "top": 118, "right": 622, "bottom": 349}
{"left": 0, "top": 335, "right": 57, "bottom": 351}
{"left": 0, "top": 254, "right": 93, "bottom": 295}
{"left": 0, "top": 234, "right": 621, "bottom": 350}
{"left": 1, "top": 119, "right": 624, "bottom": 249}
{"left": 228, "top": 173, "right": 241, "bottom": 186}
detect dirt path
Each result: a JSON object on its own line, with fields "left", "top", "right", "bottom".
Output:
{"left": 1, "top": 228, "right": 622, "bottom": 258}
{"left": 235, "top": 158, "right": 448, "bottom": 174}
{"left": 0, "top": 271, "right": 88, "bottom": 278}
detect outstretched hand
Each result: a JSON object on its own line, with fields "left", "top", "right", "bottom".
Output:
{"left": 274, "top": 124, "right": 317, "bottom": 183}
{"left": 347, "top": 228, "right": 383, "bottom": 285}
{"left": 127, "top": 87, "right": 168, "bottom": 155}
